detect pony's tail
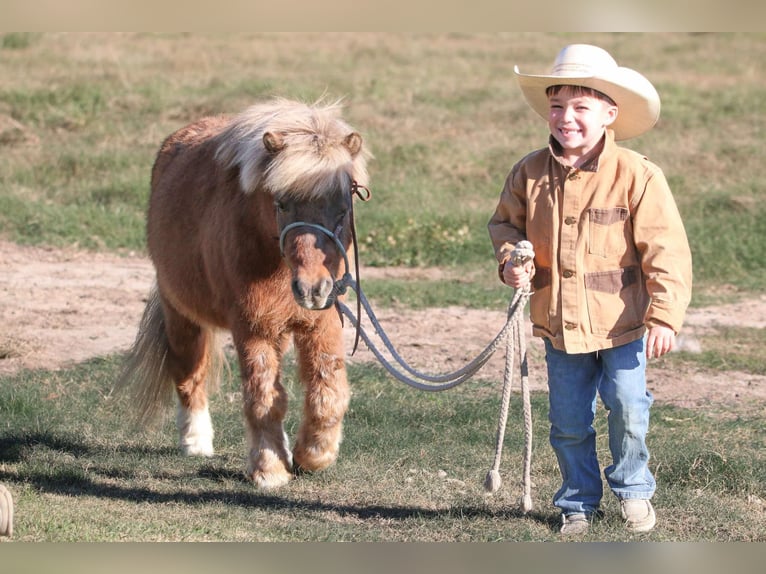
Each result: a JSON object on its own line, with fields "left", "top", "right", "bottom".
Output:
{"left": 115, "top": 287, "right": 175, "bottom": 427}
{"left": 114, "top": 287, "right": 227, "bottom": 427}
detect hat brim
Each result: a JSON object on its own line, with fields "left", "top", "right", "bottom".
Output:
{"left": 514, "top": 65, "right": 661, "bottom": 141}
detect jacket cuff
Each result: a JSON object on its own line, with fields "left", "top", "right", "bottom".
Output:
{"left": 645, "top": 306, "right": 681, "bottom": 334}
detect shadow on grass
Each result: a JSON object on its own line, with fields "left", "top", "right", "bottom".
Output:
{"left": 0, "top": 430, "right": 559, "bottom": 531}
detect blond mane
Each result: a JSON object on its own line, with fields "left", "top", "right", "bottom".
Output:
{"left": 214, "top": 98, "right": 371, "bottom": 199}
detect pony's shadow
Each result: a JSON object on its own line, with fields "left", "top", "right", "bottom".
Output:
{"left": 0, "top": 431, "right": 557, "bottom": 530}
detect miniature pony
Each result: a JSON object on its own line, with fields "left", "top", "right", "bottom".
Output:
{"left": 119, "top": 98, "right": 371, "bottom": 489}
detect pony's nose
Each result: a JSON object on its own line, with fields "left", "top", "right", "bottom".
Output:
{"left": 291, "top": 276, "right": 335, "bottom": 309}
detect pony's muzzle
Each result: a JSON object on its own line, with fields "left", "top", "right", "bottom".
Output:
{"left": 291, "top": 276, "right": 336, "bottom": 310}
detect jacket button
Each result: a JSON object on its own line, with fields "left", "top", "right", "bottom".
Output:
{"left": 563, "top": 270, "right": 574, "bottom": 278}
{"left": 565, "top": 322, "right": 577, "bottom": 330}
{"left": 565, "top": 216, "right": 577, "bottom": 225}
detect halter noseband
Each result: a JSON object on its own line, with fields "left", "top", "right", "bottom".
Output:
{"left": 278, "top": 221, "right": 353, "bottom": 296}
{"left": 277, "top": 181, "right": 371, "bottom": 353}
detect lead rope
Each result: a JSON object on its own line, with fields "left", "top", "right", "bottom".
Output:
{"left": 338, "top": 241, "right": 536, "bottom": 511}
{"left": 483, "top": 241, "right": 535, "bottom": 510}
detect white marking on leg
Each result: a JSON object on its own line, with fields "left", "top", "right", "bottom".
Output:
{"left": 176, "top": 403, "right": 215, "bottom": 457}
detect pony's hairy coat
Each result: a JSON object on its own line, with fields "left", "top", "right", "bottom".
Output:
{"left": 117, "top": 98, "right": 370, "bottom": 489}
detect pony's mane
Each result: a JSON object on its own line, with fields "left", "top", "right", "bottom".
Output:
{"left": 214, "top": 98, "right": 371, "bottom": 199}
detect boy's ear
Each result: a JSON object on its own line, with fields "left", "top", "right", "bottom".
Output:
{"left": 604, "top": 105, "right": 619, "bottom": 127}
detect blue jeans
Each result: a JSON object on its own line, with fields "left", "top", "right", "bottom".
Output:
{"left": 544, "top": 337, "right": 655, "bottom": 516}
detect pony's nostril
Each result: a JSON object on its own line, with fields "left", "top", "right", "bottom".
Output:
{"left": 314, "top": 277, "right": 334, "bottom": 300}
{"left": 292, "top": 278, "right": 309, "bottom": 301}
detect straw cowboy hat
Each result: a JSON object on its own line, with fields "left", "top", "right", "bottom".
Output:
{"left": 514, "top": 44, "right": 661, "bottom": 140}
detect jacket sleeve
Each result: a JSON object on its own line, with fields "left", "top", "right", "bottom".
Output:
{"left": 488, "top": 164, "right": 528, "bottom": 266}
{"left": 631, "top": 162, "right": 693, "bottom": 333}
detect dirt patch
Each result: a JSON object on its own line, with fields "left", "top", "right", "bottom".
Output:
{"left": 1, "top": 240, "right": 764, "bottom": 411}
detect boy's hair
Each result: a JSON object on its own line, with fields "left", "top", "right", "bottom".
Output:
{"left": 546, "top": 84, "right": 617, "bottom": 107}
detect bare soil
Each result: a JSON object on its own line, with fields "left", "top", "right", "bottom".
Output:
{"left": 2, "top": 240, "right": 765, "bottom": 411}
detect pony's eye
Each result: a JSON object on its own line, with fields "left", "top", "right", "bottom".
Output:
{"left": 275, "top": 200, "right": 287, "bottom": 212}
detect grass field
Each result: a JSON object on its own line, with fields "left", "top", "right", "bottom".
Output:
{"left": 1, "top": 32, "right": 765, "bottom": 542}
{"left": 2, "top": 355, "right": 763, "bottom": 542}
{"left": 1, "top": 33, "right": 764, "bottom": 294}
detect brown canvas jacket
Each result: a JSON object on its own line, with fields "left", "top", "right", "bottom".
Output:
{"left": 488, "top": 130, "right": 693, "bottom": 353}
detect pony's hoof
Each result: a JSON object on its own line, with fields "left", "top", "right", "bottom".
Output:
{"left": 247, "top": 450, "right": 293, "bottom": 489}
{"left": 292, "top": 464, "right": 313, "bottom": 478}
{"left": 180, "top": 443, "right": 215, "bottom": 457}
{"left": 293, "top": 445, "right": 338, "bottom": 473}
{"left": 0, "top": 484, "right": 13, "bottom": 537}
{"left": 248, "top": 468, "right": 293, "bottom": 490}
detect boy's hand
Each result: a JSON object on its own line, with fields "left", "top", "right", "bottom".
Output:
{"left": 502, "top": 260, "right": 535, "bottom": 289}
{"left": 646, "top": 325, "right": 675, "bottom": 359}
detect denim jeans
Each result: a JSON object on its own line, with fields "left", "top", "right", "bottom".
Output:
{"left": 544, "top": 336, "right": 655, "bottom": 516}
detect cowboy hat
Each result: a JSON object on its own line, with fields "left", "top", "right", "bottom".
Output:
{"left": 514, "top": 44, "right": 661, "bottom": 140}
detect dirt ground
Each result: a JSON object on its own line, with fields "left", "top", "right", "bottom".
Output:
{"left": 1, "top": 239, "right": 765, "bottom": 411}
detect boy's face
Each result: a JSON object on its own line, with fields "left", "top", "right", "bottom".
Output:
{"left": 547, "top": 88, "right": 618, "bottom": 159}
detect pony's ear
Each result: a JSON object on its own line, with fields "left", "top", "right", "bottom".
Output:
{"left": 343, "top": 132, "right": 363, "bottom": 157}
{"left": 263, "top": 131, "right": 286, "bottom": 153}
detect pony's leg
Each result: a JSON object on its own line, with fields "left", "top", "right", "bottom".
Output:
{"left": 161, "top": 301, "right": 215, "bottom": 457}
{"left": 236, "top": 332, "right": 293, "bottom": 489}
{"left": 292, "top": 315, "right": 350, "bottom": 472}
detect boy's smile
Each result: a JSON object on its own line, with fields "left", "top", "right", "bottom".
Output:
{"left": 548, "top": 89, "right": 618, "bottom": 166}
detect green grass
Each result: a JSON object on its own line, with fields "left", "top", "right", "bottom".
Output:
{"left": 0, "top": 33, "right": 764, "bottom": 301}
{"left": 1, "top": 355, "right": 763, "bottom": 542}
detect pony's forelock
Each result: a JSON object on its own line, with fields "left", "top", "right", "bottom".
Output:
{"left": 214, "top": 98, "right": 370, "bottom": 198}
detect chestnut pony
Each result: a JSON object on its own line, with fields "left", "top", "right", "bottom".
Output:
{"left": 118, "top": 99, "right": 371, "bottom": 489}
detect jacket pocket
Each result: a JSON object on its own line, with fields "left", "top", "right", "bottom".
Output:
{"left": 588, "top": 207, "right": 629, "bottom": 258}
{"left": 583, "top": 267, "right": 645, "bottom": 337}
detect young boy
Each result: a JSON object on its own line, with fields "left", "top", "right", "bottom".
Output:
{"left": 488, "top": 44, "right": 692, "bottom": 535}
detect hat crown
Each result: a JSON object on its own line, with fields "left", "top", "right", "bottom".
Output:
{"left": 550, "top": 44, "right": 618, "bottom": 78}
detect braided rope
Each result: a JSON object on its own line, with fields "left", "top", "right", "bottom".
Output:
{"left": 338, "top": 278, "right": 534, "bottom": 511}
{"left": 482, "top": 286, "right": 533, "bottom": 510}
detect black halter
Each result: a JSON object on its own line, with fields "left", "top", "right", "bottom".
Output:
{"left": 277, "top": 181, "right": 371, "bottom": 353}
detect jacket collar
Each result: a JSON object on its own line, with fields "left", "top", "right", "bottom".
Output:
{"left": 548, "top": 129, "right": 617, "bottom": 172}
